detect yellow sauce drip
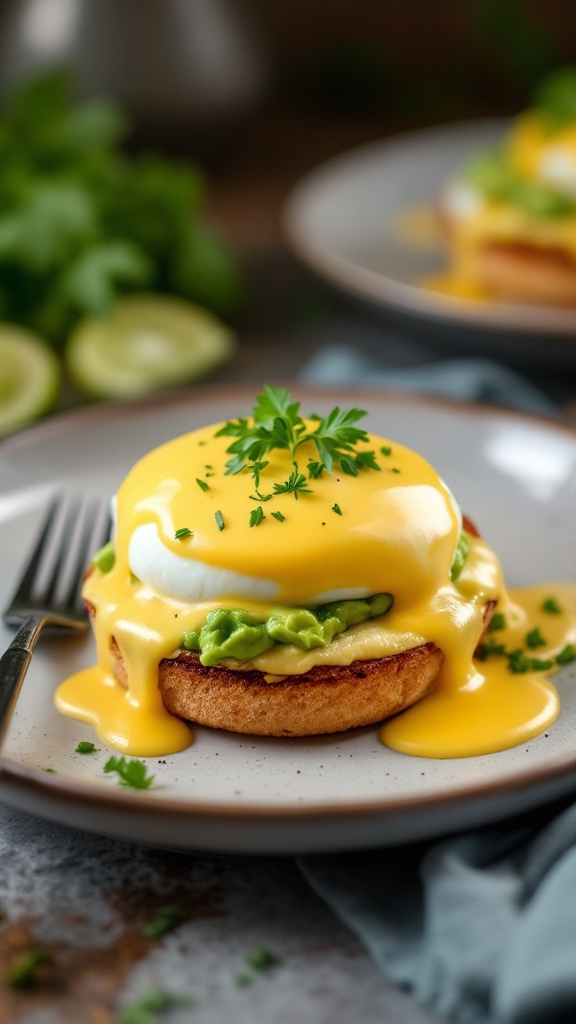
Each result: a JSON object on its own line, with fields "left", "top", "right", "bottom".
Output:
{"left": 55, "top": 423, "right": 576, "bottom": 760}
{"left": 423, "top": 273, "right": 491, "bottom": 301}
{"left": 381, "top": 584, "right": 576, "bottom": 758}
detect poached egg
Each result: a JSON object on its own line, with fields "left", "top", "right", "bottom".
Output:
{"left": 56, "top": 405, "right": 576, "bottom": 759}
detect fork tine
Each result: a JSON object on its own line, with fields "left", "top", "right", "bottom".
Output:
{"left": 61, "top": 498, "right": 109, "bottom": 612}
{"left": 41, "top": 496, "right": 82, "bottom": 608}
{"left": 10, "top": 496, "right": 61, "bottom": 607}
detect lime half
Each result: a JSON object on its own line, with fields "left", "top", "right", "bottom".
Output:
{"left": 0, "top": 326, "right": 61, "bottom": 437}
{"left": 65, "top": 294, "right": 235, "bottom": 399}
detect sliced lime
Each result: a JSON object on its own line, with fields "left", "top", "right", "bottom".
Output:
{"left": 65, "top": 294, "right": 235, "bottom": 399}
{"left": 0, "top": 326, "right": 60, "bottom": 437}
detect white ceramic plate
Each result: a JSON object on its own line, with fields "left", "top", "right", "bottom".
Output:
{"left": 283, "top": 119, "right": 576, "bottom": 342}
{"left": 0, "top": 386, "right": 575, "bottom": 854}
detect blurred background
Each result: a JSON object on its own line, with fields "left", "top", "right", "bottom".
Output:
{"left": 1, "top": 0, "right": 576, "bottom": 432}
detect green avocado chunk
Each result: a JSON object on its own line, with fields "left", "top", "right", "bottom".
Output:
{"left": 450, "top": 532, "right": 469, "bottom": 582}
{"left": 183, "top": 593, "right": 394, "bottom": 667}
{"left": 463, "top": 148, "right": 576, "bottom": 219}
{"left": 92, "top": 540, "right": 115, "bottom": 573}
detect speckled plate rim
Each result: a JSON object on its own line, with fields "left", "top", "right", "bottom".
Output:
{"left": 0, "top": 383, "right": 575, "bottom": 835}
{"left": 282, "top": 119, "right": 576, "bottom": 337}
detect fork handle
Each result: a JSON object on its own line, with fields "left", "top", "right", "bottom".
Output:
{"left": 0, "top": 615, "right": 45, "bottom": 745}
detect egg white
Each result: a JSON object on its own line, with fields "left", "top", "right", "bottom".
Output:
{"left": 441, "top": 181, "right": 483, "bottom": 221}
{"left": 128, "top": 523, "right": 376, "bottom": 606}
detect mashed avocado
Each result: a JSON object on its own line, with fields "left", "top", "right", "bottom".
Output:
{"left": 183, "top": 593, "right": 394, "bottom": 667}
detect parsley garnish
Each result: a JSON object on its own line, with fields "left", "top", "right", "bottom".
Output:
{"left": 526, "top": 627, "right": 546, "bottom": 649}
{"left": 478, "top": 640, "right": 554, "bottom": 673}
{"left": 332, "top": 503, "right": 342, "bottom": 515}
{"left": 380, "top": 445, "right": 392, "bottom": 456}
{"left": 246, "top": 947, "right": 278, "bottom": 970}
{"left": 143, "top": 905, "right": 185, "bottom": 939}
{"left": 271, "top": 510, "right": 285, "bottom": 522}
{"left": 487, "top": 611, "right": 507, "bottom": 633}
{"left": 557, "top": 644, "right": 576, "bottom": 665}
{"left": 542, "top": 596, "right": 562, "bottom": 614}
{"left": 273, "top": 463, "right": 312, "bottom": 499}
{"left": 103, "top": 756, "right": 155, "bottom": 790}
{"left": 249, "top": 506, "right": 265, "bottom": 527}
{"left": 6, "top": 947, "right": 52, "bottom": 988}
{"left": 479, "top": 638, "right": 508, "bottom": 657}
{"left": 75, "top": 741, "right": 95, "bottom": 754}
{"left": 507, "top": 649, "right": 553, "bottom": 674}
{"left": 215, "top": 510, "right": 225, "bottom": 531}
{"left": 117, "top": 989, "right": 190, "bottom": 1024}
{"left": 235, "top": 947, "right": 279, "bottom": 989}
{"left": 215, "top": 385, "right": 379, "bottom": 499}
{"left": 174, "top": 527, "right": 192, "bottom": 540}
{"left": 307, "top": 460, "right": 325, "bottom": 479}
{"left": 196, "top": 478, "right": 209, "bottom": 492}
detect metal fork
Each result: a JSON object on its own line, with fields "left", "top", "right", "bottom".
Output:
{"left": 0, "top": 495, "right": 110, "bottom": 744}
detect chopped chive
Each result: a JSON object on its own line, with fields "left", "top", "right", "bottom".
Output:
{"left": 332, "top": 503, "right": 342, "bottom": 515}
{"left": 249, "top": 506, "right": 265, "bottom": 527}
{"left": 390, "top": 467, "right": 401, "bottom": 474}
{"left": 542, "top": 596, "right": 562, "bottom": 614}
{"left": 526, "top": 627, "right": 546, "bottom": 649}
{"left": 75, "top": 741, "right": 95, "bottom": 754}
{"left": 196, "top": 478, "right": 209, "bottom": 492}
{"left": 215, "top": 510, "right": 225, "bottom": 531}
{"left": 174, "top": 527, "right": 192, "bottom": 540}
{"left": 42, "top": 767, "right": 56, "bottom": 773}
{"left": 271, "top": 511, "right": 285, "bottom": 522}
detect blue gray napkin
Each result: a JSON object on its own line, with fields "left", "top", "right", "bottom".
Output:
{"left": 302, "top": 344, "right": 557, "bottom": 415}
{"left": 300, "top": 797, "right": 576, "bottom": 1024}
{"left": 299, "top": 345, "right": 573, "bottom": 1024}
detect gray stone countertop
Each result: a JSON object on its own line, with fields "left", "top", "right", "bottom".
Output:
{"left": 0, "top": 803, "right": 441, "bottom": 1024}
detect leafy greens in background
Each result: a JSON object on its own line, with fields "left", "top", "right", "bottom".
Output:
{"left": 0, "top": 69, "right": 242, "bottom": 344}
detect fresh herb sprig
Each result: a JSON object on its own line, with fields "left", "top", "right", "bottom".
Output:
{"left": 0, "top": 68, "right": 241, "bottom": 345}
{"left": 215, "top": 385, "right": 379, "bottom": 502}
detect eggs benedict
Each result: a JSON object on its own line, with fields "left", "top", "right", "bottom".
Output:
{"left": 56, "top": 386, "right": 576, "bottom": 759}
{"left": 435, "top": 67, "right": 576, "bottom": 304}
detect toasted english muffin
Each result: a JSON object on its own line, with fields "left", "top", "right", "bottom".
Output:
{"left": 110, "top": 637, "right": 443, "bottom": 736}
{"left": 476, "top": 242, "right": 576, "bottom": 306}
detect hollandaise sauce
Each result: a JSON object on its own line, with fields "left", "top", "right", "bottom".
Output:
{"left": 55, "top": 418, "right": 576, "bottom": 760}
{"left": 381, "top": 584, "right": 576, "bottom": 758}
